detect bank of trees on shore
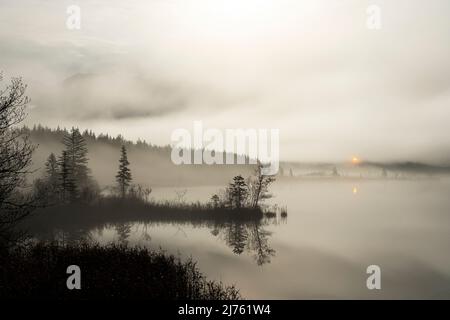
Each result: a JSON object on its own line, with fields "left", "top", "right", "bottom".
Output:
{"left": 33, "top": 127, "right": 153, "bottom": 206}
{"left": 210, "top": 163, "right": 276, "bottom": 212}
{"left": 34, "top": 127, "right": 100, "bottom": 204}
{"left": 33, "top": 127, "right": 278, "bottom": 216}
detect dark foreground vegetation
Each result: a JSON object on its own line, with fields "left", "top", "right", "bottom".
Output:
{"left": 0, "top": 242, "right": 241, "bottom": 300}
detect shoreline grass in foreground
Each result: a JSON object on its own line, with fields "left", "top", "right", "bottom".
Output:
{"left": 0, "top": 242, "right": 241, "bottom": 300}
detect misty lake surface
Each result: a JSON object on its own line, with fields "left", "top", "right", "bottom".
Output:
{"left": 64, "top": 179, "right": 450, "bottom": 299}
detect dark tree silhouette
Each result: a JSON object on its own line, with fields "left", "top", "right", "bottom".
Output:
{"left": 0, "top": 75, "right": 36, "bottom": 243}
{"left": 226, "top": 222, "right": 248, "bottom": 255}
{"left": 33, "top": 153, "right": 60, "bottom": 204}
{"left": 229, "top": 175, "right": 248, "bottom": 209}
{"left": 248, "top": 222, "right": 275, "bottom": 266}
{"left": 212, "top": 221, "right": 275, "bottom": 265}
{"left": 58, "top": 151, "right": 76, "bottom": 202}
{"left": 210, "top": 194, "right": 220, "bottom": 208}
{"left": 222, "top": 186, "right": 234, "bottom": 209}
{"left": 63, "top": 127, "right": 89, "bottom": 187}
{"left": 248, "top": 162, "right": 275, "bottom": 209}
{"left": 116, "top": 145, "right": 132, "bottom": 198}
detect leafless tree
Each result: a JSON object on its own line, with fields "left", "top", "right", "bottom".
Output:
{"left": 248, "top": 162, "right": 276, "bottom": 209}
{"left": 0, "top": 75, "right": 36, "bottom": 243}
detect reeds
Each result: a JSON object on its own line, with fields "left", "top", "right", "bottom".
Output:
{"left": 0, "top": 242, "right": 241, "bottom": 299}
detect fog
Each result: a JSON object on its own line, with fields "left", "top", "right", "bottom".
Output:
{"left": 27, "top": 127, "right": 265, "bottom": 189}
{"left": 1, "top": 0, "right": 450, "bottom": 163}
{"left": 23, "top": 178, "right": 450, "bottom": 299}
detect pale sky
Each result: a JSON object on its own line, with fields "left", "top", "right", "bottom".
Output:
{"left": 1, "top": 0, "right": 449, "bottom": 163}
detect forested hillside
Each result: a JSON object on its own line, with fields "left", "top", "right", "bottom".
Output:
{"left": 24, "top": 125, "right": 253, "bottom": 188}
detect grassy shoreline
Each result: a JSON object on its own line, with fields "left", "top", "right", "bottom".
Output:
{"left": 0, "top": 242, "right": 241, "bottom": 300}
{"left": 22, "top": 198, "right": 267, "bottom": 232}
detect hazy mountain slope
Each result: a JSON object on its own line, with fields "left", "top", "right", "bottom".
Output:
{"left": 25, "top": 126, "right": 253, "bottom": 188}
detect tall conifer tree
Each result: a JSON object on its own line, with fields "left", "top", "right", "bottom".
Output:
{"left": 116, "top": 145, "right": 132, "bottom": 198}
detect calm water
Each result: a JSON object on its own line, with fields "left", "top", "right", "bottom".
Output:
{"left": 53, "top": 179, "right": 450, "bottom": 299}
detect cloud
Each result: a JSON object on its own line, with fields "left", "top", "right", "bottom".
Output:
{"left": 55, "top": 72, "right": 189, "bottom": 120}
{"left": 1, "top": 0, "right": 450, "bottom": 163}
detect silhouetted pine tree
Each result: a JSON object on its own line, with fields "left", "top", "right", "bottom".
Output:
{"left": 210, "top": 194, "right": 220, "bottom": 208}
{"left": 229, "top": 175, "right": 248, "bottom": 209}
{"left": 58, "top": 151, "right": 76, "bottom": 202}
{"left": 63, "top": 127, "right": 89, "bottom": 187}
{"left": 116, "top": 145, "right": 132, "bottom": 198}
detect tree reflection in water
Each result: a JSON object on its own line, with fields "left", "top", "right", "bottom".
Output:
{"left": 212, "top": 219, "right": 277, "bottom": 265}
{"left": 115, "top": 223, "right": 132, "bottom": 246}
{"left": 28, "top": 215, "right": 286, "bottom": 266}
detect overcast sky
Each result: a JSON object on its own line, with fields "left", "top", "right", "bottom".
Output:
{"left": 1, "top": 0, "right": 449, "bottom": 163}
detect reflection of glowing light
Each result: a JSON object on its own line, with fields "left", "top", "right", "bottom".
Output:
{"left": 352, "top": 187, "right": 358, "bottom": 194}
{"left": 351, "top": 157, "right": 360, "bottom": 164}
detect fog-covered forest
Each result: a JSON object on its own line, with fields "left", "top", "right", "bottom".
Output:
{"left": 25, "top": 125, "right": 254, "bottom": 187}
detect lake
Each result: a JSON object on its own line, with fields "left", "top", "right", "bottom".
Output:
{"left": 37, "top": 178, "right": 450, "bottom": 299}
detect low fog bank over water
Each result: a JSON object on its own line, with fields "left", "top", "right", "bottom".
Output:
{"left": 27, "top": 178, "right": 450, "bottom": 299}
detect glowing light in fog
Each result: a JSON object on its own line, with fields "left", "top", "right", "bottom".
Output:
{"left": 351, "top": 157, "right": 360, "bottom": 164}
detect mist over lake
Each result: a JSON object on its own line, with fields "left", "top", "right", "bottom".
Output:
{"left": 2, "top": 0, "right": 450, "bottom": 303}
{"left": 25, "top": 178, "right": 450, "bottom": 299}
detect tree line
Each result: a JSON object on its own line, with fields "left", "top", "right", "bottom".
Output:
{"left": 34, "top": 128, "right": 145, "bottom": 204}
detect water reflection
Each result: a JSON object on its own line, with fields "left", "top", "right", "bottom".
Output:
{"left": 212, "top": 220, "right": 276, "bottom": 265}
{"left": 115, "top": 223, "right": 132, "bottom": 245}
{"left": 50, "top": 228, "right": 93, "bottom": 245}
{"left": 31, "top": 215, "right": 286, "bottom": 266}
